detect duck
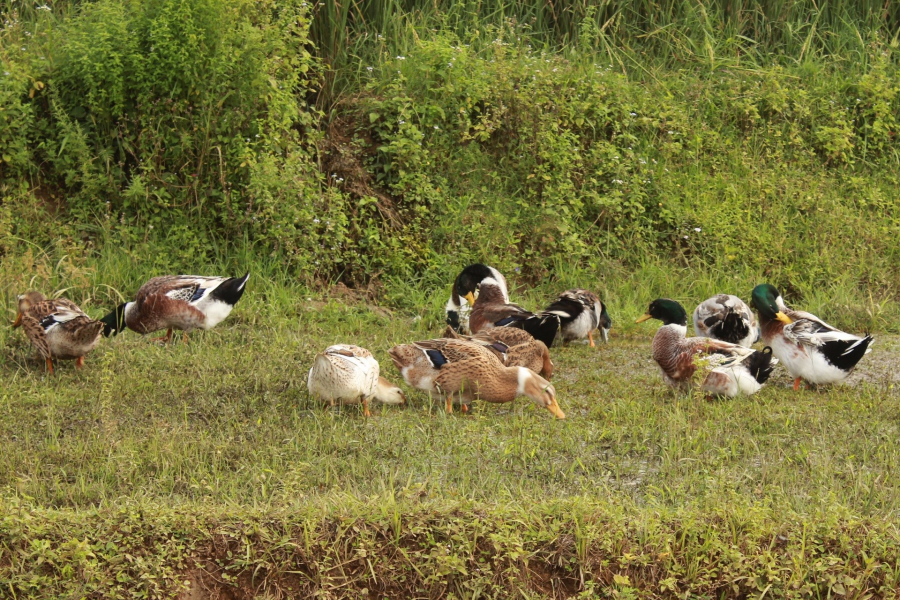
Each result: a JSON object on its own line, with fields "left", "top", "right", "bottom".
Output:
{"left": 468, "top": 278, "right": 560, "bottom": 348}
{"left": 446, "top": 264, "right": 510, "bottom": 334}
{"left": 693, "top": 294, "right": 758, "bottom": 347}
{"left": 750, "top": 284, "right": 873, "bottom": 390}
{"left": 100, "top": 273, "right": 249, "bottom": 342}
{"left": 12, "top": 291, "right": 104, "bottom": 374}
{"left": 388, "top": 338, "right": 564, "bottom": 418}
{"left": 636, "top": 298, "right": 777, "bottom": 397}
{"left": 443, "top": 325, "right": 554, "bottom": 379}
{"left": 542, "top": 289, "right": 611, "bottom": 347}
{"left": 307, "top": 344, "right": 405, "bottom": 416}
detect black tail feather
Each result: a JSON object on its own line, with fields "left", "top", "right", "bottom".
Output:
{"left": 746, "top": 346, "right": 776, "bottom": 384}
{"left": 820, "top": 334, "right": 873, "bottom": 372}
{"left": 210, "top": 273, "right": 250, "bottom": 306}
{"left": 508, "top": 314, "right": 560, "bottom": 348}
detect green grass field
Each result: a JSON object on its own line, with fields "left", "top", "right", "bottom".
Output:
{"left": 3, "top": 286, "right": 900, "bottom": 598}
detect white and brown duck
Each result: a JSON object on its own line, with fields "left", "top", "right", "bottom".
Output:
{"left": 542, "top": 289, "right": 611, "bottom": 347}
{"left": 12, "top": 291, "right": 104, "bottom": 374}
{"left": 388, "top": 338, "right": 564, "bottom": 418}
{"left": 307, "top": 344, "right": 405, "bottom": 416}
{"left": 750, "top": 284, "right": 872, "bottom": 390}
{"left": 693, "top": 294, "right": 758, "bottom": 348}
{"left": 636, "top": 298, "right": 777, "bottom": 397}
{"left": 100, "top": 273, "right": 249, "bottom": 343}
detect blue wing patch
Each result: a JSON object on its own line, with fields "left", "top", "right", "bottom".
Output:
{"left": 425, "top": 349, "right": 448, "bottom": 368}
{"left": 494, "top": 317, "right": 519, "bottom": 327}
{"left": 189, "top": 286, "right": 206, "bottom": 303}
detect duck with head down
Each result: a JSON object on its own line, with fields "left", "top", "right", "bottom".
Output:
{"left": 750, "top": 284, "right": 872, "bottom": 390}
{"left": 693, "top": 294, "right": 758, "bottom": 348}
{"left": 636, "top": 298, "right": 777, "bottom": 397}
{"left": 12, "top": 291, "right": 104, "bottom": 374}
{"left": 542, "top": 289, "right": 611, "bottom": 347}
{"left": 388, "top": 338, "right": 564, "bottom": 418}
{"left": 468, "top": 278, "right": 561, "bottom": 348}
{"left": 307, "top": 344, "right": 406, "bottom": 416}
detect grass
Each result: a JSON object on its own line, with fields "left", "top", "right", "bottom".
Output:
{"left": 2, "top": 275, "right": 900, "bottom": 597}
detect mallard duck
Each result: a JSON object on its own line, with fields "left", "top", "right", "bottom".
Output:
{"left": 388, "top": 338, "right": 564, "bottom": 418}
{"left": 468, "top": 278, "right": 560, "bottom": 348}
{"left": 446, "top": 264, "right": 510, "bottom": 333}
{"left": 12, "top": 291, "right": 103, "bottom": 374}
{"left": 443, "top": 325, "right": 553, "bottom": 379}
{"left": 307, "top": 344, "right": 405, "bottom": 416}
{"left": 100, "top": 273, "right": 249, "bottom": 342}
{"left": 542, "top": 289, "right": 611, "bottom": 347}
{"left": 750, "top": 284, "right": 873, "bottom": 390}
{"left": 693, "top": 294, "right": 758, "bottom": 347}
{"left": 636, "top": 298, "right": 777, "bottom": 397}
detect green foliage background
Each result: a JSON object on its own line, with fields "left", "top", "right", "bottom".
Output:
{"left": 1, "top": 0, "right": 899, "bottom": 322}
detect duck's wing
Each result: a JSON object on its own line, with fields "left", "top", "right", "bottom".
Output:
{"left": 414, "top": 338, "right": 495, "bottom": 364}
{"left": 471, "top": 327, "right": 534, "bottom": 346}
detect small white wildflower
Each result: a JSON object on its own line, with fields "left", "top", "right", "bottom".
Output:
{"left": 630, "top": 112, "right": 637, "bottom": 117}
{"left": 399, "top": 120, "right": 405, "bottom": 125}
{"left": 612, "top": 179, "right": 624, "bottom": 184}
{"left": 668, "top": 130, "right": 675, "bottom": 134}
{"left": 366, "top": 66, "right": 373, "bottom": 72}
{"left": 313, "top": 218, "right": 320, "bottom": 223}
{"left": 694, "top": 227, "right": 702, "bottom": 233}
{"left": 396, "top": 55, "right": 405, "bottom": 60}
{"left": 36, "top": 4, "right": 51, "bottom": 10}
{"left": 683, "top": 235, "right": 689, "bottom": 240}
{"left": 433, "top": 125, "right": 439, "bottom": 130}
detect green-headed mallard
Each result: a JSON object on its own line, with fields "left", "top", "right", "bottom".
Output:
{"left": 306, "top": 344, "right": 405, "bottom": 416}
{"left": 446, "top": 264, "right": 510, "bottom": 334}
{"left": 100, "top": 273, "right": 249, "bottom": 343}
{"left": 692, "top": 294, "right": 758, "bottom": 348}
{"left": 468, "top": 278, "right": 560, "bottom": 348}
{"left": 388, "top": 338, "right": 564, "bottom": 418}
{"left": 12, "top": 291, "right": 103, "bottom": 374}
{"left": 542, "top": 289, "right": 611, "bottom": 347}
{"left": 750, "top": 284, "right": 873, "bottom": 390}
{"left": 636, "top": 298, "right": 776, "bottom": 397}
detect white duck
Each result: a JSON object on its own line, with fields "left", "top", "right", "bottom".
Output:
{"left": 307, "top": 344, "right": 405, "bottom": 416}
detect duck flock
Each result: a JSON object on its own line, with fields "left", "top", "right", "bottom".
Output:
{"left": 12, "top": 264, "right": 874, "bottom": 418}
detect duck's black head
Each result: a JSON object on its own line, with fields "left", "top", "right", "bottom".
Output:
{"left": 750, "top": 284, "right": 791, "bottom": 324}
{"left": 100, "top": 303, "right": 128, "bottom": 337}
{"left": 636, "top": 298, "right": 687, "bottom": 326}
{"left": 453, "top": 264, "right": 497, "bottom": 305}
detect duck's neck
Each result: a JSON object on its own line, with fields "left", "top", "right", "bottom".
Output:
{"left": 652, "top": 324, "right": 688, "bottom": 368}
{"left": 476, "top": 284, "right": 507, "bottom": 306}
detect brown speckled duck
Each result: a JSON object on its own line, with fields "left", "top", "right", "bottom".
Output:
{"left": 100, "top": 273, "right": 249, "bottom": 343}
{"left": 636, "top": 298, "right": 777, "bottom": 397}
{"left": 307, "top": 344, "right": 405, "bottom": 416}
{"left": 443, "top": 326, "right": 553, "bottom": 379}
{"left": 468, "top": 278, "right": 560, "bottom": 348}
{"left": 693, "top": 294, "right": 758, "bottom": 347}
{"left": 12, "top": 291, "right": 103, "bottom": 374}
{"left": 388, "top": 338, "right": 564, "bottom": 418}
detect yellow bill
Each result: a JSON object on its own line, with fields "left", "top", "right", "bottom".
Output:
{"left": 546, "top": 399, "right": 566, "bottom": 419}
{"left": 635, "top": 313, "right": 653, "bottom": 323}
{"left": 464, "top": 291, "right": 476, "bottom": 306}
{"left": 775, "top": 312, "right": 793, "bottom": 325}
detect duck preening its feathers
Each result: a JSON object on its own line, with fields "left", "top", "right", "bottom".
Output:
{"left": 693, "top": 294, "right": 758, "bottom": 347}
{"left": 307, "top": 344, "right": 405, "bottom": 416}
{"left": 101, "top": 273, "right": 249, "bottom": 342}
{"left": 637, "top": 298, "right": 777, "bottom": 397}
{"left": 750, "top": 283, "right": 873, "bottom": 389}
{"left": 13, "top": 291, "right": 104, "bottom": 374}
{"left": 446, "top": 264, "right": 509, "bottom": 334}
{"left": 443, "top": 325, "right": 553, "bottom": 379}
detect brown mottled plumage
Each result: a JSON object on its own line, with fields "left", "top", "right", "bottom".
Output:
{"left": 467, "top": 278, "right": 560, "bottom": 348}
{"left": 12, "top": 291, "right": 103, "bottom": 374}
{"left": 443, "top": 326, "right": 553, "bottom": 379}
{"left": 388, "top": 338, "right": 564, "bottom": 418}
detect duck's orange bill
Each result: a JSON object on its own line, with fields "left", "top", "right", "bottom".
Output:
{"left": 464, "top": 292, "right": 476, "bottom": 306}
{"left": 635, "top": 313, "right": 653, "bottom": 323}
{"left": 546, "top": 399, "right": 566, "bottom": 419}
{"left": 11, "top": 311, "right": 22, "bottom": 328}
{"left": 776, "top": 312, "right": 793, "bottom": 325}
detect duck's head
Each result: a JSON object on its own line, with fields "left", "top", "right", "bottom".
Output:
{"left": 750, "top": 284, "right": 792, "bottom": 324}
{"left": 635, "top": 298, "right": 687, "bottom": 326}
{"left": 373, "top": 376, "right": 406, "bottom": 405}
{"left": 598, "top": 301, "right": 612, "bottom": 343}
{"left": 453, "top": 264, "right": 501, "bottom": 307}
{"left": 518, "top": 368, "right": 565, "bottom": 419}
{"left": 99, "top": 303, "right": 129, "bottom": 337}
{"left": 12, "top": 291, "right": 46, "bottom": 327}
